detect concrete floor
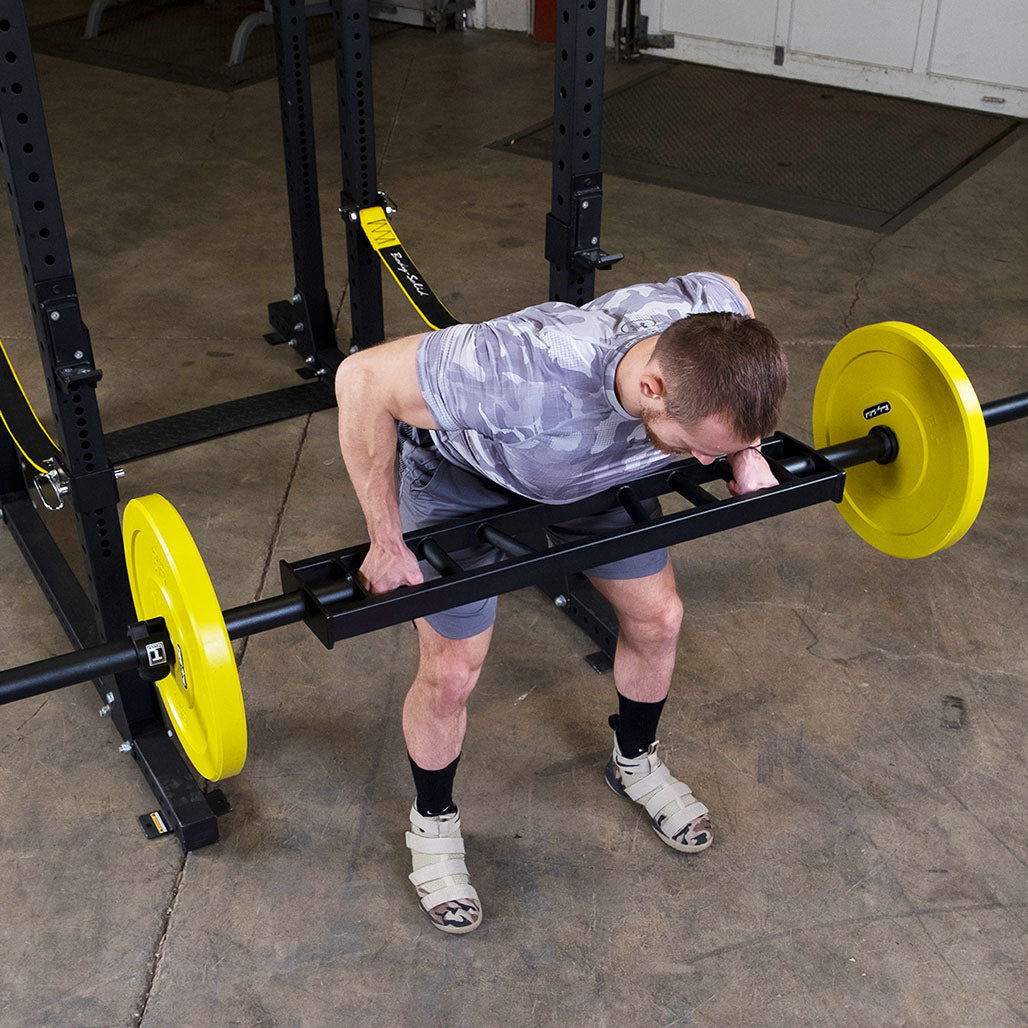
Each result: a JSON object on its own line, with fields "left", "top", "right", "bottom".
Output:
{"left": 0, "top": 13, "right": 1026, "bottom": 1028}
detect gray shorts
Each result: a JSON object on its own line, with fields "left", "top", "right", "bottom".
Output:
{"left": 397, "top": 426, "right": 668, "bottom": 639}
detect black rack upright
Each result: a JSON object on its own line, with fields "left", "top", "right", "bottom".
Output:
{"left": 0, "top": 7, "right": 220, "bottom": 849}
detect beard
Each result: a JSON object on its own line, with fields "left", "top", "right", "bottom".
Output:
{"left": 640, "top": 408, "right": 688, "bottom": 455}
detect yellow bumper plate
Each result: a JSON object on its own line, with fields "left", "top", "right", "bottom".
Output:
{"left": 813, "top": 322, "right": 989, "bottom": 558}
{"left": 123, "top": 495, "right": 247, "bottom": 780}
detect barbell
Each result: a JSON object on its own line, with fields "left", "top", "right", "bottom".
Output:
{"left": 0, "top": 322, "right": 1025, "bottom": 783}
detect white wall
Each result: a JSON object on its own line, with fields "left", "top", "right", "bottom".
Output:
{"left": 471, "top": 0, "right": 531, "bottom": 32}
{"left": 646, "top": 0, "right": 1028, "bottom": 115}
{"left": 471, "top": 0, "right": 1028, "bottom": 115}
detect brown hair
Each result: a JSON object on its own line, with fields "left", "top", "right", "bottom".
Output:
{"left": 651, "top": 312, "right": 788, "bottom": 440}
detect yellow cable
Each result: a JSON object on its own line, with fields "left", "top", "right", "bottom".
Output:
{"left": 0, "top": 336, "right": 61, "bottom": 474}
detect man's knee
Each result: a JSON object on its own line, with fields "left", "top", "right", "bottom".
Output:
{"left": 415, "top": 624, "right": 491, "bottom": 712}
{"left": 619, "top": 589, "right": 684, "bottom": 649}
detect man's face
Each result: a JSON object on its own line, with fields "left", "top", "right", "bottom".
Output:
{"left": 641, "top": 409, "right": 753, "bottom": 463}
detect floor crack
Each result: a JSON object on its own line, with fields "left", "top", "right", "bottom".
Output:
{"left": 132, "top": 855, "right": 188, "bottom": 1027}
{"left": 333, "top": 281, "right": 350, "bottom": 346}
{"left": 844, "top": 236, "right": 882, "bottom": 331}
{"left": 236, "top": 414, "right": 312, "bottom": 669}
{"left": 378, "top": 56, "right": 415, "bottom": 179}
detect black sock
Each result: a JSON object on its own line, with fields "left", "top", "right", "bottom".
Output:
{"left": 408, "top": 753, "right": 460, "bottom": 817}
{"left": 609, "top": 692, "right": 667, "bottom": 758}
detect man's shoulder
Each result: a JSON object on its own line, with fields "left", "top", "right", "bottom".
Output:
{"left": 586, "top": 272, "right": 749, "bottom": 322}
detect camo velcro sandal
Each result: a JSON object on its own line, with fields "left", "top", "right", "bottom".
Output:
{"left": 405, "top": 805, "right": 483, "bottom": 934}
{"left": 605, "top": 736, "right": 712, "bottom": 852}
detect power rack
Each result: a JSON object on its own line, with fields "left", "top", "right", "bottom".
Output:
{"left": 0, "top": 0, "right": 644, "bottom": 849}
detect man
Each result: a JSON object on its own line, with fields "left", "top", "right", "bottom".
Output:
{"left": 335, "top": 271, "right": 787, "bottom": 934}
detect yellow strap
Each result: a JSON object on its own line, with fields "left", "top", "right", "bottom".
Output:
{"left": 0, "top": 336, "right": 60, "bottom": 475}
{"left": 359, "top": 206, "right": 403, "bottom": 250}
{"left": 358, "top": 206, "right": 458, "bottom": 331}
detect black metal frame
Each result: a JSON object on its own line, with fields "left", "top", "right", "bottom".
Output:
{"left": 0, "top": 432, "right": 846, "bottom": 702}
{"left": 0, "top": 7, "right": 220, "bottom": 849}
{"left": 93, "top": 0, "right": 350, "bottom": 467}
{"left": 5, "top": 0, "right": 915, "bottom": 852}
{"left": 281, "top": 434, "right": 844, "bottom": 645}
{"left": 264, "top": 0, "right": 342, "bottom": 374}
{"left": 262, "top": 0, "right": 387, "bottom": 358}
{"left": 334, "top": 0, "right": 387, "bottom": 352}
{"left": 545, "top": 0, "right": 623, "bottom": 304}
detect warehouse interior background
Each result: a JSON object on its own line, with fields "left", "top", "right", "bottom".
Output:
{"left": 0, "top": 1, "right": 1025, "bottom": 1025}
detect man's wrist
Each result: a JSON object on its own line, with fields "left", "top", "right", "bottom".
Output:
{"left": 729, "top": 444, "right": 764, "bottom": 462}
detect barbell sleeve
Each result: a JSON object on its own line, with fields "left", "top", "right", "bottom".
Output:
{"left": 222, "top": 572, "right": 362, "bottom": 639}
{"left": 982, "top": 392, "right": 1028, "bottom": 428}
{"left": 775, "top": 425, "right": 898, "bottom": 477}
{"left": 0, "top": 637, "right": 142, "bottom": 705}
{"left": 774, "top": 391, "right": 1025, "bottom": 480}
{"left": 223, "top": 594, "right": 306, "bottom": 640}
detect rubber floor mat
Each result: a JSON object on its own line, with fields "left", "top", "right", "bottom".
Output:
{"left": 494, "top": 60, "right": 1022, "bottom": 231}
{"left": 30, "top": 1, "right": 400, "bottom": 92}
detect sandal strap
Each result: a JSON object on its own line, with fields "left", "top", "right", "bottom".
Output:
{"left": 408, "top": 858, "right": 470, "bottom": 888}
{"left": 622, "top": 762, "right": 675, "bottom": 801}
{"left": 417, "top": 882, "right": 481, "bottom": 912}
{"left": 621, "top": 761, "right": 709, "bottom": 829}
{"left": 405, "top": 832, "right": 466, "bottom": 856}
{"left": 655, "top": 799, "right": 709, "bottom": 836}
{"left": 639, "top": 778, "right": 694, "bottom": 816}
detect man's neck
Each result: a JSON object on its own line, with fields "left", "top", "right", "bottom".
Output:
{"left": 614, "top": 335, "right": 659, "bottom": 417}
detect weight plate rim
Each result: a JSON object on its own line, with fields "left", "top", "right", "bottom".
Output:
{"left": 813, "top": 322, "right": 989, "bottom": 558}
{"left": 123, "top": 494, "right": 247, "bottom": 780}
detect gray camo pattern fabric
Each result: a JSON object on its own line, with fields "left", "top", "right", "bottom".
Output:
{"left": 417, "top": 272, "right": 748, "bottom": 502}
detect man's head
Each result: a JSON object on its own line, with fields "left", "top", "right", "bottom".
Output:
{"left": 639, "top": 312, "right": 788, "bottom": 459}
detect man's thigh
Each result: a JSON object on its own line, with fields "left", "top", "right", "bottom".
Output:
{"left": 546, "top": 497, "right": 669, "bottom": 581}
{"left": 398, "top": 429, "right": 516, "bottom": 640}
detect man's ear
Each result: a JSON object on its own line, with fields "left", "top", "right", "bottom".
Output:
{"left": 639, "top": 370, "right": 666, "bottom": 401}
